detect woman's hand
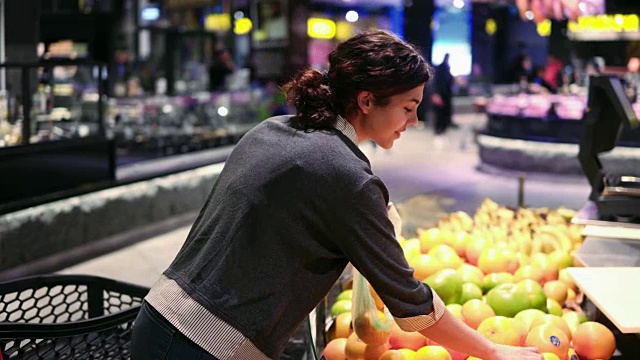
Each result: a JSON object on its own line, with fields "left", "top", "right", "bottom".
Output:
{"left": 484, "top": 344, "right": 543, "bottom": 360}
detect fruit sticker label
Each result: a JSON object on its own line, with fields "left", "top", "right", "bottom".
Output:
{"left": 550, "top": 335, "right": 561, "bottom": 347}
{"left": 571, "top": 355, "right": 578, "bottom": 360}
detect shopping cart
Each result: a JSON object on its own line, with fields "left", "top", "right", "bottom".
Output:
{"left": 0, "top": 274, "right": 149, "bottom": 359}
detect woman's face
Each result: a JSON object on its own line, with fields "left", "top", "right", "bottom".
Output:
{"left": 360, "top": 85, "right": 423, "bottom": 149}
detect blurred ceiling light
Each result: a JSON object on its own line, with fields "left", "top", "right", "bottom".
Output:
{"left": 218, "top": 106, "right": 229, "bottom": 117}
{"left": 345, "top": 10, "right": 359, "bottom": 23}
{"left": 234, "top": 18, "right": 253, "bottom": 35}
{"left": 234, "top": 11, "right": 244, "bottom": 20}
{"left": 453, "top": 0, "right": 465, "bottom": 9}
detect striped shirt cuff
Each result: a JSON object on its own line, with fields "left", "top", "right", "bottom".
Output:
{"left": 393, "top": 289, "right": 446, "bottom": 332}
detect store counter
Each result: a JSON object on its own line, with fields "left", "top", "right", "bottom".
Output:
{"left": 567, "top": 267, "right": 640, "bottom": 333}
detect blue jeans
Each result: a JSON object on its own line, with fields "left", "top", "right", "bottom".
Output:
{"left": 130, "top": 302, "right": 219, "bottom": 360}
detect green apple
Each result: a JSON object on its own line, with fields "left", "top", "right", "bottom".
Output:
{"left": 482, "top": 272, "right": 514, "bottom": 293}
{"left": 456, "top": 264, "right": 485, "bottom": 288}
{"left": 337, "top": 289, "right": 353, "bottom": 302}
{"left": 517, "top": 279, "right": 547, "bottom": 311}
{"left": 486, "top": 283, "right": 531, "bottom": 318}
{"left": 330, "top": 299, "right": 352, "bottom": 317}
{"left": 546, "top": 298, "right": 563, "bottom": 316}
{"left": 460, "top": 282, "right": 483, "bottom": 304}
{"left": 424, "top": 269, "right": 463, "bottom": 305}
{"left": 402, "top": 238, "right": 422, "bottom": 261}
{"left": 562, "top": 311, "right": 588, "bottom": 333}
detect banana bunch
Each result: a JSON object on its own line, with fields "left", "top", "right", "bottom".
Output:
{"left": 417, "top": 198, "right": 584, "bottom": 258}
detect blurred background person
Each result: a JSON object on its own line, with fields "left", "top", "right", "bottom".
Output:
{"left": 432, "top": 53, "right": 455, "bottom": 135}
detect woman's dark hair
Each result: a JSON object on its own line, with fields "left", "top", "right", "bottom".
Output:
{"left": 282, "top": 30, "right": 432, "bottom": 130}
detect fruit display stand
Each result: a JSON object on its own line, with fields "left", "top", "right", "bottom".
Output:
{"left": 319, "top": 199, "right": 633, "bottom": 360}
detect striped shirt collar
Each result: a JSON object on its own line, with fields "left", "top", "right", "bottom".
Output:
{"left": 334, "top": 115, "right": 358, "bottom": 145}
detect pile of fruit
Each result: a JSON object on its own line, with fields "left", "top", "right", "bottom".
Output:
{"left": 323, "top": 199, "right": 617, "bottom": 360}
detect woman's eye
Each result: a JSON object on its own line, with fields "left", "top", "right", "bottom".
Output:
{"left": 405, "top": 108, "right": 413, "bottom": 113}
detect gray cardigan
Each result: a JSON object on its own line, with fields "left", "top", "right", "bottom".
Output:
{"left": 162, "top": 116, "right": 442, "bottom": 358}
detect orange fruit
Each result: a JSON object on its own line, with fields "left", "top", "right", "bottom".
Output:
{"left": 352, "top": 310, "right": 391, "bottom": 346}
{"left": 322, "top": 338, "right": 347, "bottom": 360}
{"left": 344, "top": 332, "right": 389, "bottom": 360}
{"left": 415, "top": 345, "right": 452, "bottom": 360}
{"left": 368, "top": 283, "right": 384, "bottom": 311}
{"left": 530, "top": 315, "right": 572, "bottom": 343}
{"left": 525, "top": 324, "right": 570, "bottom": 360}
{"left": 329, "top": 312, "right": 352, "bottom": 340}
{"left": 573, "top": 322, "right": 616, "bottom": 360}
{"left": 379, "top": 349, "right": 412, "bottom": 360}
{"left": 477, "top": 316, "right": 521, "bottom": 346}
{"left": 461, "top": 299, "right": 495, "bottom": 330}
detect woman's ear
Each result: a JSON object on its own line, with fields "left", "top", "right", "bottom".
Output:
{"left": 356, "top": 91, "right": 373, "bottom": 115}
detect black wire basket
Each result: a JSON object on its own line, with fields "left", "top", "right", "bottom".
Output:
{"left": 0, "top": 274, "right": 149, "bottom": 359}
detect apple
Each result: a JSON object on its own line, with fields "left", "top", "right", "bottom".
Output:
{"left": 456, "top": 264, "right": 485, "bottom": 288}
{"left": 486, "top": 283, "right": 531, "bottom": 318}
{"left": 517, "top": 279, "right": 548, "bottom": 311}
{"left": 482, "top": 272, "right": 514, "bottom": 293}
{"left": 402, "top": 238, "right": 422, "bottom": 261}
{"left": 562, "top": 311, "right": 588, "bottom": 335}
{"left": 331, "top": 300, "right": 352, "bottom": 317}
{"left": 546, "top": 298, "right": 563, "bottom": 316}
{"left": 337, "top": 290, "right": 353, "bottom": 302}
{"left": 423, "top": 269, "right": 463, "bottom": 305}
{"left": 460, "top": 283, "right": 483, "bottom": 304}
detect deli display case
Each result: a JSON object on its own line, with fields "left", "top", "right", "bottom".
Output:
{"left": 477, "top": 83, "right": 640, "bottom": 175}
{"left": 0, "top": 59, "right": 114, "bottom": 208}
{"left": 0, "top": 58, "right": 274, "bottom": 214}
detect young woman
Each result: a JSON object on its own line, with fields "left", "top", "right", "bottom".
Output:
{"left": 131, "top": 30, "right": 542, "bottom": 360}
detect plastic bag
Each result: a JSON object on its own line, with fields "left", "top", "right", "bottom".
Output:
{"left": 351, "top": 270, "right": 393, "bottom": 346}
{"left": 349, "top": 202, "right": 403, "bottom": 345}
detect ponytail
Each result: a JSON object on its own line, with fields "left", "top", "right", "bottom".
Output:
{"left": 282, "top": 68, "right": 337, "bottom": 130}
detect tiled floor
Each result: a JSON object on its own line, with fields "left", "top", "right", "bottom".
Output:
{"left": 59, "top": 113, "right": 592, "bottom": 287}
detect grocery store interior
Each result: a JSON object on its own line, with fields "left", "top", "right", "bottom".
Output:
{"left": 1, "top": 0, "right": 640, "bottom": 359}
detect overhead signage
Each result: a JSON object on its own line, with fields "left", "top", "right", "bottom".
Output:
{"left": 307, "top": 18, "right": 336, "bottom": 40}
{"left": 568, "top": 14, "right": 640, "bottom": 41}
{"left": 205, "top": 14, "right": 231, "bottom": 32}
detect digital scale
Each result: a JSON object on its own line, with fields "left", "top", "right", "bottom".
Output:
{"left": 578, "top": 75, "right": 640, "bottom": 223}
